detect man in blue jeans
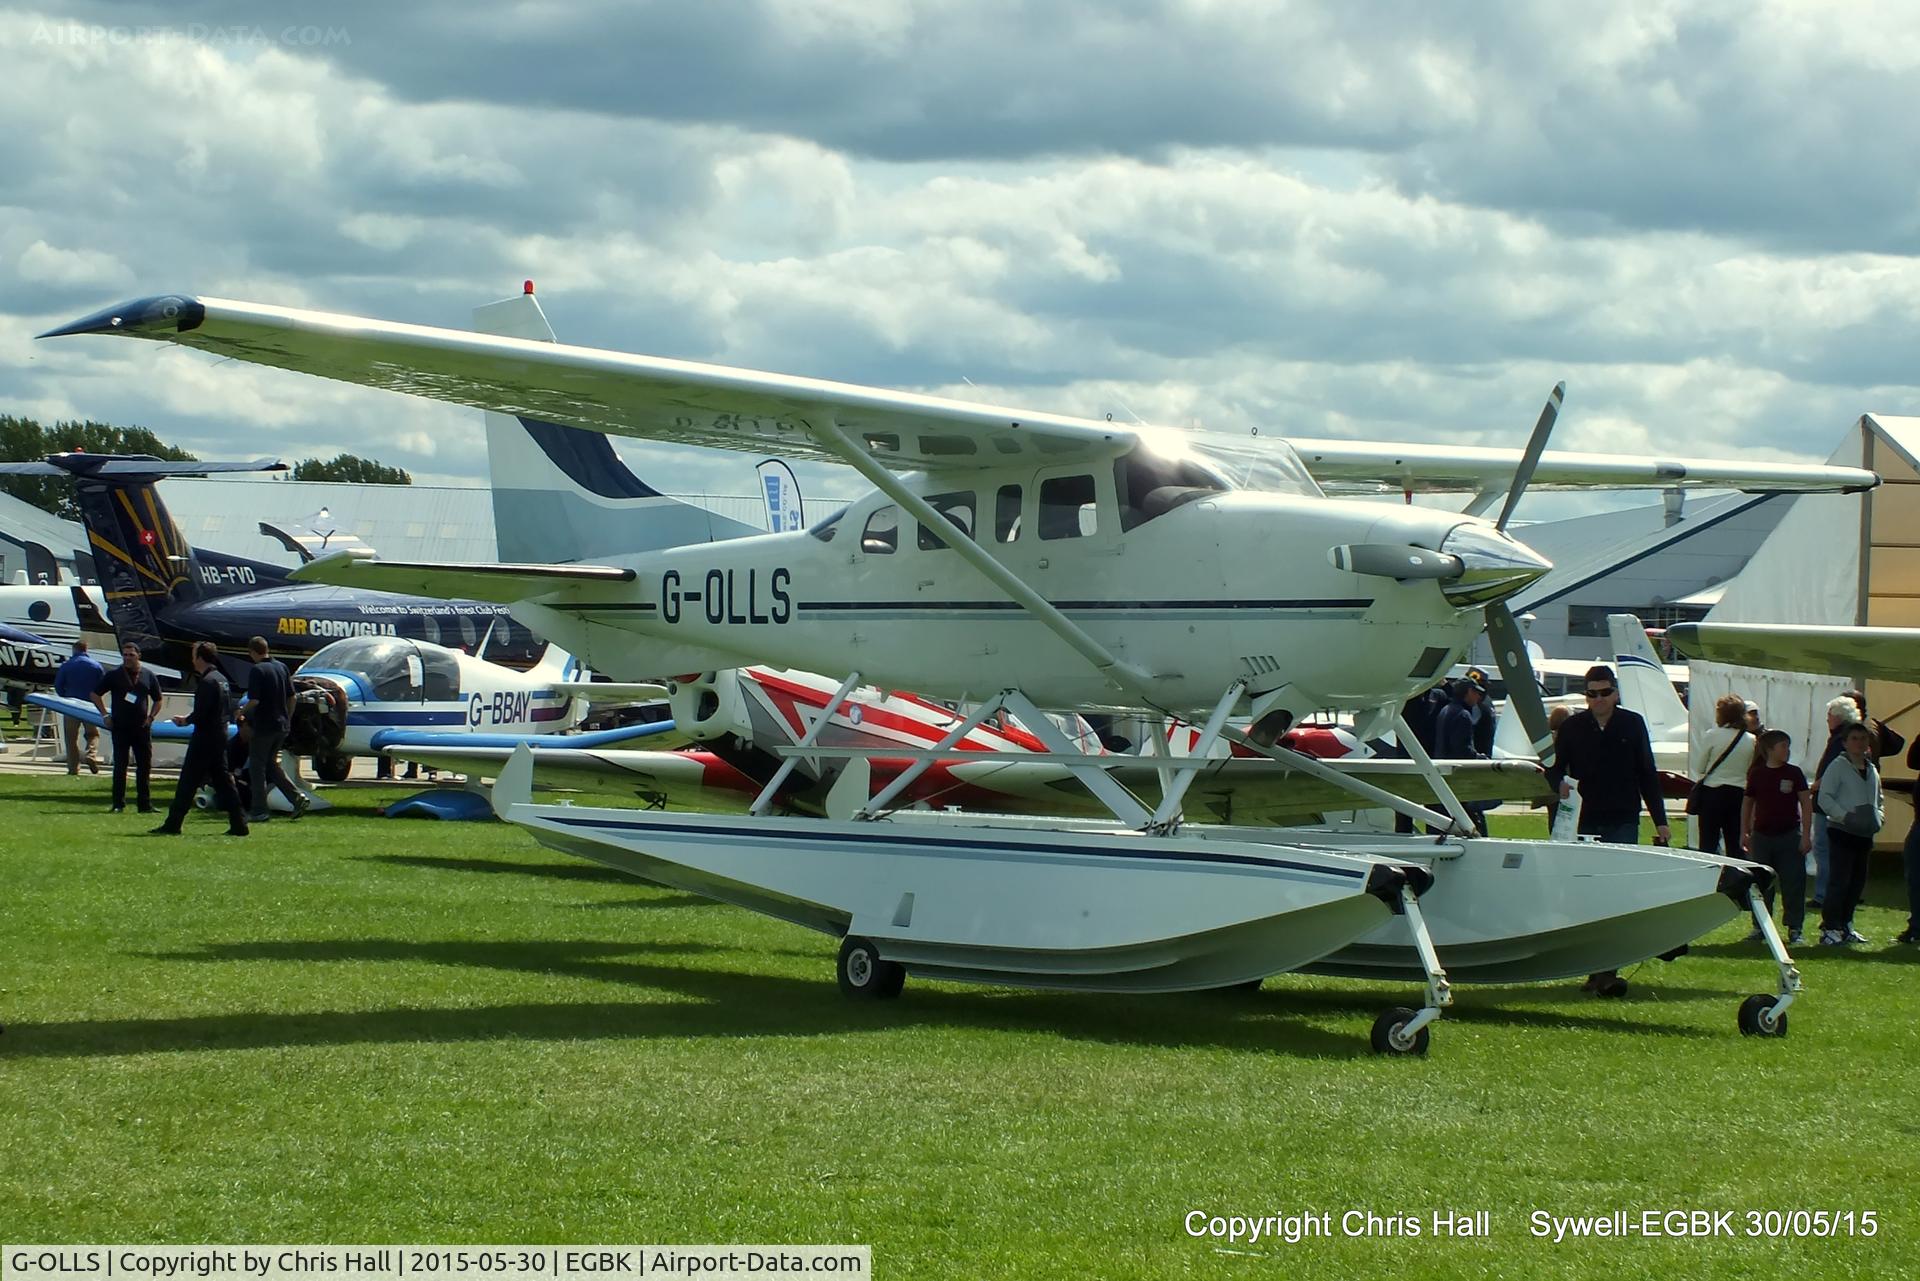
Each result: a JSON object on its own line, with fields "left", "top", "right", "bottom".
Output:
{"left": 1546, "top": 664, "right": 1672, "bottom": 996}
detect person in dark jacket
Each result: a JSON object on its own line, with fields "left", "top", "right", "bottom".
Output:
{"left": 241, "top": 635, "right": 306, "bottom": 821}
{"left": 1434, "top": 673, "right": 1495, "bottom": 834}
{"left": 53, "top": 640, "right": 104, "bottom": 774}
{"left": 1393, "top": 683, "right": 1453, "bottom": 833}
{"left": 94, "top": 640, "right": 163, "bottom": 812}
{"left": 1545, "top": 664, "right": 1670, "bottom": 996}
{"left": 151, "top": 641, "right": 249, "bottom": 837}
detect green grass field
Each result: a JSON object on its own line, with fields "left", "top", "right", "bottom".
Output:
{"left": 3, "top": 770, "right": 1916, "bottom": 1278}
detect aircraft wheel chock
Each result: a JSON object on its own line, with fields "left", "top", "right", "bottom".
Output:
{"left": 1370, "top": 1006, "right": 1429, "bottom": 1056}
{"left": 837, "top": 935, "right": 904, "bottom": 1000}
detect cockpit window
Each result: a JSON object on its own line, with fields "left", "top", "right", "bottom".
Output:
{"left": 861, "top": 505, "right": 899, "bottom": 554}
{"left": 917, "top": 491, "right": 976, "bottom": 550}
{"left": 299, "top": 637, "right": 459, "bottom": 701}
{"left": 808, "top": 503, "right": 850, "bottom": 543}
{"left": 1182, "top": 433, "right": 1324, "bottom": 498}
{"left": 1038, "top": 474, "right": 1098, "bottom": 540}
{"left": 1113, "top": 446, "right": 1232, "bottom": 531}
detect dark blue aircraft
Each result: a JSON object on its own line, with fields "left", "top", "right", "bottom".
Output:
{"left": 0, "top": 453, "right": 548, "bottom": 681}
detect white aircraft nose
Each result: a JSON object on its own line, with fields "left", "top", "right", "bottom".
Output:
{"left": 1437, "top": 523, "right": 1552, "bottom": 607}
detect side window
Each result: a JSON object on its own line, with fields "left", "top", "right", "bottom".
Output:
{"left": 1038, "top": 473, "right": 1097, "bottom": 540}
{"left": 861, "top": 506, "right": 899, "bottom": 554}
{"left": 917, "top": 491, "right": 976, "bottom": 550}
{"left": 995, "top": 485, "right": 1022, "bottom": 542}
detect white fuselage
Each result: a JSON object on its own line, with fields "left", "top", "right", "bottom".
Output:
{"left": 522, "top": 479, "right": 1502, "bottom": 718}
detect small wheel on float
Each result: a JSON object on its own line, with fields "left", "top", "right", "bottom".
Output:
{"left": 1370, "top": 1005, "right": 1429, "bottom": 1057}
{"left": 837, "top": 935, "right": 904, "bottom": 1000}
{"left": 1738, "top": 993, "right": 1787, "bottom": 1037}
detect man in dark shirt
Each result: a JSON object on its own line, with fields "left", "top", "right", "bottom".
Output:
{"left": 152, "top": 641, "right": 249, "bottom": 836}
{"left": 94, "top": 640, "right": 163, "bottom": 812}
{"left": 1545, "top": 664, "right": 1671, "bottom": 845}
{"left": 53, "top": 640, "right": 104, "bottom": 774}
{"left": 1545, "top": 664, "right": 1670, "bottom": 996}
{"left": 241, "top": 635, "right": 306, "bottom": 820}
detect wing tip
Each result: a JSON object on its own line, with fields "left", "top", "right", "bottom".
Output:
{"left": 38, "top": 294, "right": 204, "bottom": 339}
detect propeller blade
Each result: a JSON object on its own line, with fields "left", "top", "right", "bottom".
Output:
{"left": 1485, "top": 601, "right": 1554, "bottom": 766}
{"left": 1329, "top": 544, "right": 1464, "bottom": 580}
{"left": 1494, "top": 381, "right": 1565, "bottom": 533}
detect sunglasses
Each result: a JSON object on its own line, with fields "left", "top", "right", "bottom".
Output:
{"left": 1585, "top": 687, "right": 1617, "bottom": 698}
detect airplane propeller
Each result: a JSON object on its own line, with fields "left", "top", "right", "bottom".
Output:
{"left": 1481, "top": 382, "right": 1565, "bottom": 764}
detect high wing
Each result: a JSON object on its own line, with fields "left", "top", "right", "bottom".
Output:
{"left": 40, "top": 295, "right": 1138, "bottom": 473}
{"left": 288, "top": 550, "right": 636, "bottom": 604}
{"left": 1666, "top": 622, "right": 1920, "bottom": 683}
{"left": 1288, "top": 439, "right": 1878, "bottom": 495}
{"left": 42, "top": 294, "right": 1877, "bottom": 492}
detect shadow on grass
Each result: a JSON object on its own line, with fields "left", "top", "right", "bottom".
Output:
{"left": 1688, "top": 941, "right": 1920, "bottom": 965}
{"left": 0, "top": 933, "right": 1726, "bottom": 1061}
{"left": 1264, "top": 981, "right": 1720, "bottom": 1038}
{"left": 362, "top": 853, "right": 649, "bottom": 887}
{"left": 2, "top": 786, "right": 127, "bottom": 813}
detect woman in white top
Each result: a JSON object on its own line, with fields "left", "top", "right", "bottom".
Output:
{"left": 1690, "top": 693, "right": 1755, "bottom": 857}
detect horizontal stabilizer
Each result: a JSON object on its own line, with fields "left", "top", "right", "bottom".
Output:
{"left": 549, "top": 681, "right": 669, "bottom": 703}
{"left": 289, "top": 549, "right": 636, "bottom": 604}
{"left": 0, "top": 453, "right": 286, "bottom": 478}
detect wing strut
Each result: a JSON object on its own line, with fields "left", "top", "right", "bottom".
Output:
{"left": 807, "top": 415, "right": 1156, "bottom": 699}
{"left": 750, "top": 669, "right": 862, "bottom": 816}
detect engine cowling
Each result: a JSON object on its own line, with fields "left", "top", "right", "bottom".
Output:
{"left": 665, "top": 671, "right": 753, "bottom": 743}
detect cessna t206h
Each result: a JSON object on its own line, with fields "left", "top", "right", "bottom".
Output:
{"left": 45, "top": 288, "right": 1876, "bottom": 1052}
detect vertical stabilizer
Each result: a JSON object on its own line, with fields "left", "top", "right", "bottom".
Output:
{"left": 1609, "top": 613, "right": 1690, "bottom": 740}
{"left": 475, "top": 286, "right": 762, "bottom": 563}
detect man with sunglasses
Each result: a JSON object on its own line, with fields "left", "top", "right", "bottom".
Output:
{"left": 1546, "top": 664, "right": 1671, "bottom": 996}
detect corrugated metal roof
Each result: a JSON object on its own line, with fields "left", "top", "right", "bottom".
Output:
{"left": 156, "top": 477, "right": 779, "bottom": 567}
{"left": 0, "top": 490, "right": 87, "bottom": 581}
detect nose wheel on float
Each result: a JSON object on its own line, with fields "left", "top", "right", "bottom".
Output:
{"left": 1738, "top": 886, "right": 1800, "bottom": 1037}
{"left": 1370, "top": 885, "right": 1451, "bottom": 1057}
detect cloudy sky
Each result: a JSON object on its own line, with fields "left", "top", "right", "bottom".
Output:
{"left": 4, "top": 0, "right": 1918, "bottom": 512}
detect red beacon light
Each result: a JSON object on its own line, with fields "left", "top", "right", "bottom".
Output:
{"left": 524, "top": 279, "right": 535, "bottom": 295}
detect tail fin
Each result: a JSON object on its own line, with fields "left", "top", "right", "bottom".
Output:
{"left": 474, "top": 286, "right": 762, "bottom": 563}
{"left": 526, "top": 641, "right": 581, "bottom": 683}
{"left": 56, "top": 461, "right": 279, "bottom": 650}
{"left": 1608, "top": 613, "right": 1689, "bottom": 740}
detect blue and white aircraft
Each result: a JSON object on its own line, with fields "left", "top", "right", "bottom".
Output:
{"left": 284, "top": 634, "right": 681, "bottom": 780}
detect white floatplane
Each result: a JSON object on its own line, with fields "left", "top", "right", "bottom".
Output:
{"left": 44, "top": 287, "right": 1863, "bottom": 1050}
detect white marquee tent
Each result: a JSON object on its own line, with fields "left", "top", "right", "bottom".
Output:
{"left": 1689, "top": 414, "right": 1920, "bottom": 846}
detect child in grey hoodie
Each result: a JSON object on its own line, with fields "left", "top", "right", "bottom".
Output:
{"left": 1816, "top": 722, "right": 1882, "bottom": 945}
